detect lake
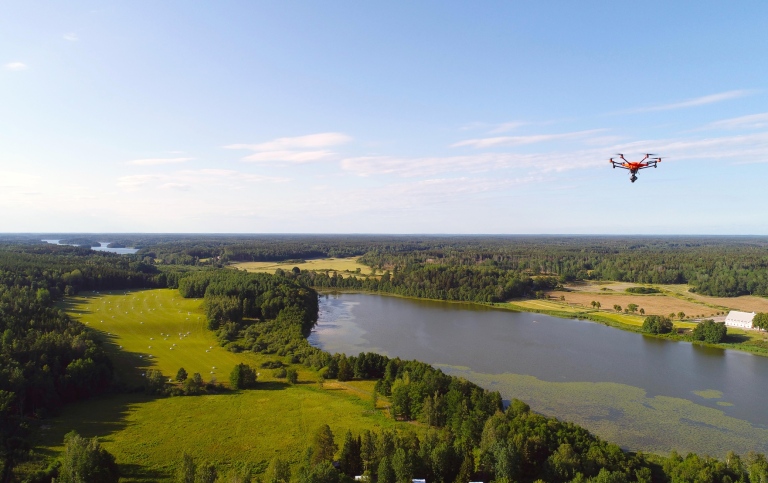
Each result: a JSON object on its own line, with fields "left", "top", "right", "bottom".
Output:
{"left": 310, "top": 292, "right": 768, "bottom": 456}
{"left": 42, "top": 239, "right": 139, "bottom": 255}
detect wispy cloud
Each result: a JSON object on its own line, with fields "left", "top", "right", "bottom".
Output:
{"left": 225, "top": 132, "right": 352, "bottom": 163}
{"left": 4, "top": 62, "right": 27, "bottom": 71}
{"left": 63, "top": 33, "right": 78, "bottom": 41}
{"left": 705, "top": 112, "right": 768, "bottom": 130}
{"left": 489, "top": 121, "right": 528, "bottom": 134}
{"left": 452, "top": 129, "right": 605, "bottom": 149}
{"left": 242, "top": 150, "right": 335, "bottom": 163}
{"left": 631, "top": 90, "right": 752, "bottom": 113}
{"left": 126, "top": 157, "right": 194, "bottom": 166}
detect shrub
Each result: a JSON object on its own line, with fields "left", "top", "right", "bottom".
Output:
{"left": 691, "top": 320, "right": 727, "bottom": 343}
{"left": 642, "top": 315, "right": 673, "bottom": 334}
{"left": 626, "top": 287, "right": 660, "bottom": 294}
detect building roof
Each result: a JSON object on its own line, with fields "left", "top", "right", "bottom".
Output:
{"left": 725, "top": 311, "right": 756, "bottom": 323}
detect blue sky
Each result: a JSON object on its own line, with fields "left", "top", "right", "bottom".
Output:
{"left": 2, "top": 2, "right": 767, "bottom": 234}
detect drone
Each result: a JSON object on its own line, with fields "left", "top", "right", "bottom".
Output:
{"left": 609, "top": 153, "right": 662, "bottom": 183}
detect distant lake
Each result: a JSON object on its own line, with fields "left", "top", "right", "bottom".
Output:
{"left": 42, "top": 239, "right": 139, "bottom": 255}
{"left": 310, "top": 292, "right": 768, "bottom": 456}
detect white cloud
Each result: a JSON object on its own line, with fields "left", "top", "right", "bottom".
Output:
{"left": 452, "top": 129, "right": 605, "bottom": 149}
{"left": 63, "top": 33, "right": 78, "bottom": 41}
{"left": 5, "top": 62, "right": 27, "bottom": 71}
{"left": 631, "top": 90, "right": 752, "bottom": 112}
{"left": 126, "top": 157, "right": 194, "bottom": 166}
{"left": 225, "top": 132, "right": 352, "bottom": 163}
{"left": 705, "top": 113, "right": 768, "bottom": 130}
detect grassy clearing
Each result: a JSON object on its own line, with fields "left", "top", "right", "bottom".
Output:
{"left": 507, "top": 299, "right": 585, "bottom": 314}
{"left": 232, "top": 257, "right": 372, "bottom": 277}
{"left": 41, "top": 289, "right": 420, "bottom": 482}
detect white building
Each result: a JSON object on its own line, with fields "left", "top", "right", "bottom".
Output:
{"left": 724, "top": 310, "right": 756, "bottom": 329}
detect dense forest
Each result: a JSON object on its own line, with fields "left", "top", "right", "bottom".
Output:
{"left": 8, "top": 235, "right": 768, "bottom": 297}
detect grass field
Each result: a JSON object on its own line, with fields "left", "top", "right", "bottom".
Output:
{"left": 232, "top": 257, "right": 372, "bottom": 277}
{"left": 39, "top": 289, "right": 420, "bottom": 482}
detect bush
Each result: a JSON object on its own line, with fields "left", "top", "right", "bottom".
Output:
{"left": 626, "top": 287, "right": 660, "bottom": 294}
{"left": 286, "top": 368, "right": 298, "bottom": 385}
{"left": 691, "top": 319, "right": 727, "bottom": 343}
{"left": 261, "top": 360, "right": 284, "bottom": 369}
{"left": 57, "top": 431, "right": 119, "bottom": 483}
{"left": 229, "top": 363, "right": 258, "bottom": 389}
{"left": 273, "top": 367, "right": 288, "bottom": 378}
{"left": 642, "top": 315, "right": 673, "bottom": 334}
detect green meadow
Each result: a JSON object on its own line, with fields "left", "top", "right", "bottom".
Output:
{"left": 38, "top": 289, "right": 421, "bottom": 482}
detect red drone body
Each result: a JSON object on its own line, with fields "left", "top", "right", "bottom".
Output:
{"left": 609, "top": 154, "right": 662, "bottom": 183}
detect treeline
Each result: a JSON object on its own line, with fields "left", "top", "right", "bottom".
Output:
{"left": 296, "top": 267, "right": 559, "bottom": 303}
{"left": 66, "top": 234, "right": 768, "bottom": 297}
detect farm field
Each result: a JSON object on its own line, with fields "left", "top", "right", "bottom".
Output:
{"left": 564, "top": 281, "right": 768, "bottom": 314}
{"left": 547, "top": 290, "right": 722, "bottom": 319}
{"left": 42, "top": 289, "right": 418, "bottom": 482}
{"left": 232, "top": 257, "right": 371, "bottom": 276}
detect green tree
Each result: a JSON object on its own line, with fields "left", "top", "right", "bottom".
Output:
{"left": 753, "top": 312, "right": 768, "bottom": 330}
{"left": 378, "top": 456, "right": 395, "bottom": 483}
{"left": 311, "top": 424, "right": 338, "bottom": 465}
{"left": 678, "top": 311, "right": 686, "bottom": 320}
{"left": 286, "top": 367, "right": 298, "bottom": 385}
{"left": 176, "top": 367, "right": 188, "bottom": 382}
{"left": 145, "top": 369, "right": 167, "bottom": 395}
{"left": 691, "top": 320, "right": 727, "bottom": 343}
{"left": 627, "top": 303, "right": 638, "bottom": 313}
{"left": 338, "top": 356, "right": 354, "bottom": 382}
{"left": 339, "top": 430, "right": 362, "bottom": 477}
{"left": 57, "top": 431, "right": 119, "bottom": 483}
{"left": 229, "top": 363, "right": 257, "bottom": 389}
{"left": 642, "top": 315, "right": 673, "bottom": 334}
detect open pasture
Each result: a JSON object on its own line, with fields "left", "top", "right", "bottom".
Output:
{"left": 62, "top": 289, "right": 252, "bottom": 385}
{"left": 38, "top": 386, "right": 402, "bottom": 482}
{"left": 45, "top": 288, "right": 419, "bottom": 481}
{"left": 232, "top": 257, "right": 371, "bottom": 276}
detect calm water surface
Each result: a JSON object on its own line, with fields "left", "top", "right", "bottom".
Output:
{"left": 310, "top": 292, "right": 768, "bottom": 454}
{"left": 42, "top": 239, "right": 139, "bottom": 254}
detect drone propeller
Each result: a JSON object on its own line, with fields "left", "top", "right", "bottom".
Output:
{"left": 645, "top": 153, "right": 656, "bottom": 157}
